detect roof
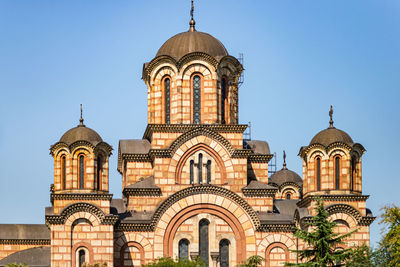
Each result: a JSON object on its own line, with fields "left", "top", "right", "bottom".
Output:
{"left": 125, "top": 176, "right": 160, "bottom": 190}
{"left": 59, "top": 124, "right": 102, "bottom": 145}
{"left": 269, "top": 168, "right": 302, "bottom": 187}
{"left": 119, "top": 139, "right": 151, "bottom": 154}
{"left": 0, "top": 247, "right": 50, "bottom": 267}
{"left": 0, "top": 224, "right": 50, "bottom": 240}
{"left": 310, "top": 127, "right": 353, "bottom": 147}
{"left": 156, "top": 29, "right": 228, "bottom": 61}
{"left": 245, "top": 140, "right": 271, "bottom": 154}
{"left": 121, "top": 211, "right": 154, "bottom": 224}
{"left": 110, "top": 198, "right": 126, "bottom": 215}
{"left": 258, "top": 200, "right": 300, "bottom": 224}
{"left": 243, "top": 180, "right": 277, "bottom": 190}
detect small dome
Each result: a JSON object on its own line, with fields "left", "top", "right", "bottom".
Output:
{"left": 60, "top": 124, "right": 102, "bottom": 145}
{"left": 156, "top": 30, "right": 228, "bottom": 60}
{"left": 310, "top": 127, "right": 353, "bottom": 147}
{"left": 269, "top": 168, "right": 302, "bottom": 187}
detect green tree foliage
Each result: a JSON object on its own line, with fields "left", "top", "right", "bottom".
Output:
{"left": 142, "top": 257, "right": 204, "bottom": 267}
{"left": 237, "top": 255, "right": 265, "bottom": 267}
{"left": 345, "top": 244, "right": 372, "bottom": 267}
{"left": 5, "top": 264, "right": 29, "bottom": 267}
{"left": 285, "top": 198, "right": 356, "bottom": 266}
{"left": 378, "top": 204, "right": 400, "bottom": 267}
{"left": 82, "top": 263, "right": 107, "bottom": 267}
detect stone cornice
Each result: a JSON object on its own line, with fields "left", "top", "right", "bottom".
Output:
{"left": 51, "top": 193, "right": 113, "bottom": 203}
{"left": 297, "top": 194, "right": 370, "bottom": 208}
{"left": 247, "top": 154, "right": 274, "bottom": 163}
{"left": 123, "top": 188, "right": 162, "bottom": 197}
{"left": 143, "top": 124, "right": 248, "bottom": 141}
{"left": 242, "top": 189, "right": 277, "bottom": 198}
{"left": 50, "top": 141, "right": 112, "bottom": 157}
{"left": 0, "top": 239, "right": 50, "bottom": 245}
{"left": 115, "top": 223, "right": 152, "bottom": 232}
{"left": 298, "top": 142, "right": 365, "bottom": 158}
{"left": 257, "top": 223, "right": 295, "bottom": 233}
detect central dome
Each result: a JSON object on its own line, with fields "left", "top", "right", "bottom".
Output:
{"left": 156, "top": 30, "right": 228, "bottom": 60}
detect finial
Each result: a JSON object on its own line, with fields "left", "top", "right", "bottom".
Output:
{"left": 329, "top": 105, "right": 334, "bottom": 128}
{"left": 79, "top": 103, "right": 85, "bottom": 127}
{"left": 283, "top": 150, "right": 287, "bottom": 170}
{"left": 189, "top": 0, "right": 196, "bottom": 32}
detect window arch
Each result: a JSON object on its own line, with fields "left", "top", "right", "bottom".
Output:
{"left": 97, "top": 155, "right": 103, "bottom": 190}
{"left": 286, "top": 193, "right": 291, "bottom": 200}
{"left": 75, "top": 247, "right": 88, "bottom": 267}
{"left": 315, "top": 157, "right": 321, "bottom": 191}
{"left": 190, "top": 160, "right": 194, "bottom": 185}
{"left": 164, "top": 77, "right": 171, "bottom": 124}
{"left": 178, "top": 239, "right": 189, "bottom": 259}
{"left": 335, "top": 156, "right": 341, "bottom": 190}
{"left": 192, "top": 75, "right": 201, "bottom": 124}
{"left": 79, "top": 154, "right": 85, "bottom": 189}
{"left": 221, "top": 78, "right": 227, "bottom": 124}
{"left": 206, "top": 160, "right": 211, "bottom": 184}
{"left": 219, "top": 239, "right": 230, "bottom": 267}
{"left": 351, "top": 156, "right": 356, "bottom": 191}
{"left": 198, "top": 153, "right": 203, "bottom": 184}
{"left": 199, "top": 219, "right": 209, "bottom": 266}
{"left": 61, "top": 155, "right": 66, "bottom": 190}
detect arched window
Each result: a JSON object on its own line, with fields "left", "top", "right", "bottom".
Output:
{"left": 335, "top": 156, "right": 340, "bottom": 190}
{"left": 198, "top": 153, "right": 203, "bottom": 184}
{"left": 164, "top": 77, "right": 171, "bottom": 124}
{"left": 97, "top": 155, "right": 102, "bottom": 190}
{"left": 193, "top": 75, "right": 201, "bottom": 124}
{"left": 79, "top": 249, "right": 85, "bottom": 267}
{"left": 199, "top": 219, "right": 209, "bottom": 266}
{"left": 79, "top": 155, "right": 85, "bottom": 189}
{"left": 178, "top": 239, "right": 189, "bottom": 259}
{"left": 206, "top": 160, "right": 211, "bottom": 184}
{"left": 316, "top": 157, "right": 321, "bottom": 191}
{"left": 351, "top": 156, "right": 356, "bottom": 191}
{"left": 221, "top": 78, "right": 227, "bottom": 124}
{"left": 76, "top": 247, "right": 88, "bottom": 267}
{"left": 286, "top": 193, "right": 291, "bottom": 200}
{"left": 190, "top": 160, "right": 194, "bottom": 185}
{"left": 61, "top": 155, "right": 66, "bottom": 190}
{"left": 219, "top": 239, "right": 230, "bottom": 267}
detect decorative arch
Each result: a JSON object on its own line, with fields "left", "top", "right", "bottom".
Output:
{"left": 257, "top": 233, "right": 296, "bottom": 255}
{"left": 325, "top": 204, "right": 362, "bottom": 223}
{"left": 61, "top": 203, "right": 104, "bottom": 226}
{"left": 114, "top": 232, "right": 152, "bottom": 257}
{"left": 175, "top": 143, "right": 226, "bottom": 184}
{"left": 178, "top": 52, "right": 219, "bottom": 74}
{"left": 119, "top": 241, "right": 145, "bottom": 267}
{"left": 72, "top": 241, "right": 94, "bottom": 267}
{"left": 265, "top": 242, "right": 290, "bottom": 267}
{"left": 151, "top": 185, "right": 260, "bottom": 230}
{"left": 161, "top": 203, "right": 248, "bottom": 262}
{"left": 168, "top": 127, "right": 234, "bottom": 155}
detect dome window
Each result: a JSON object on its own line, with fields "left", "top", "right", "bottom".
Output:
{"left": 335, "top": 156, "right": 341, "bottom": 190}
{"left": 316, "top": 157, "right": 321, "bottom": 191}
{"left": 164, "top": 77, "right": 171, "bottom": 124}
{"left": 79, "top": 155, "right": 85, "bottom": 189}
{"left": 61, "top": 155, "right": 66, "bottom": 190}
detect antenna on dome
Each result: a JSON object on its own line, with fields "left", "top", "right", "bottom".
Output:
{"left": 189, "top": 0, "right": 196, "bottom": 32}
{"left": 79, "top": 103, "right": 85, "bottom": 126}
{"left": 329, "top": 105, "right": 334, "bottom": 128}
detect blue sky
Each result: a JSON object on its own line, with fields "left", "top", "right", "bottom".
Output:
{"left": 0, "top": 0, "right": 399, "bottom": 246}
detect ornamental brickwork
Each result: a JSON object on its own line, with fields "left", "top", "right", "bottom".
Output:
{"left": 0, "top": 9, "right": 374, "bottom": 267}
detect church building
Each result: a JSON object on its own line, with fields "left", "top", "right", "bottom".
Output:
{"left": 0, "top": 4, "right": 374, "bottom": 267}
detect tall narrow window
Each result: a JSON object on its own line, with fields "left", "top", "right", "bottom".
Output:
{"left": 199, "top": 219, "right": 209, "bottom": 266}
{"left": 78, "top": 249, "right": 85, "bottom": 267}
{"left": 221, "top": 78, "right": 226, "bottom": 124}
{"left": 286, "top": 193, "right": 291, "bottom": 200}
{"left": 198, "top": 153, "right": 203, "bottom": 184}
{"left": 351, "top": 157, "right": 356, "bottom": 191}
{"left": 335, "top": 157, "right": 340, "bottom": 190}
{"left": 193, "top": 75, "right": 201, "bottom": 124}
{"left": 79, "top": 155, "right": 85, "bottom": 189}
{"left": 165, "top": 78, "right": 171, "bottom": 124}
{"left": 61, "top": 155, "right": 66, "bottom": 190}
{"left": 190, "top": 160, "right": 194, "bottom": 185}
{"left": 316, "top": 157, "right": 321, "bottom": 191}
{"left": 97, "top": 155, "right": 102, "bottom": 190}
{"left": 178, "top": 239, "right": 189, "bottom": 259}
{"left": 219, "top": 239, "right": 230, "bottom": 267}
{"left": 206, "top": 160, "right": 211, "bottom": 184}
